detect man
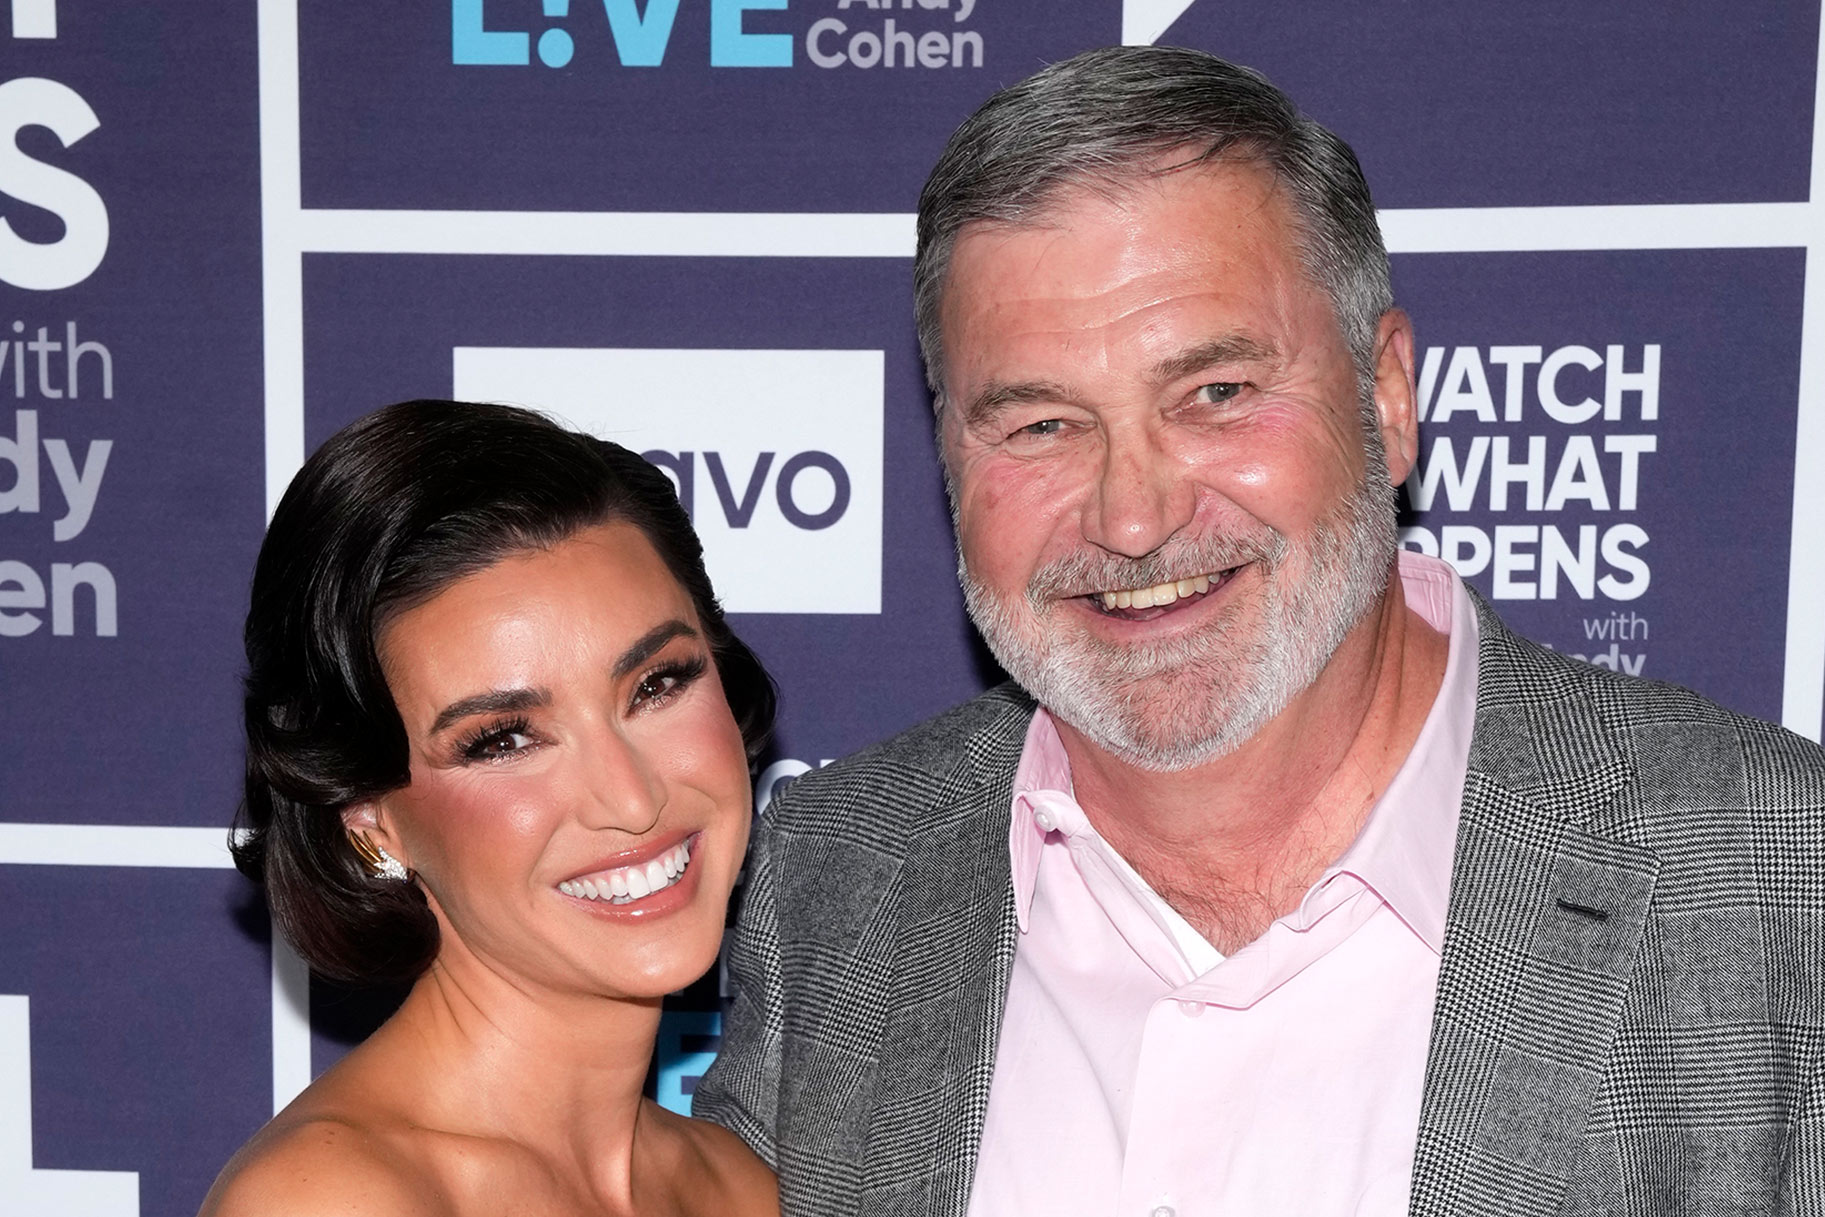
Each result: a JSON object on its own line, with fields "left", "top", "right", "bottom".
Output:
{"left": 695, "top": 45, "right": 1825, "bottom": 1216}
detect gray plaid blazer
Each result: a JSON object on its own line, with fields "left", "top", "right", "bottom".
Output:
{"left": 696, "top": 600, "right": 1825, "bottom": 1214}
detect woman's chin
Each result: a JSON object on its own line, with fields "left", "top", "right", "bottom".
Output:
{"left": 564, "top": 899, "right": 732, "bottom": 1002}
{"left": 591, "top": 943, "right": 723, "bottom": 1004}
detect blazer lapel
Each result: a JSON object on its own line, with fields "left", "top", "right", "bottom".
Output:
{"left": 858, "top": 693, "right": 1027, "bottom": 1217}
{"left": 1411, "top": 603, "right": 1661, "bottom": 1215}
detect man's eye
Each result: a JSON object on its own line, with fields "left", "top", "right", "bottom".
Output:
{"left": 1192, "top": 382, "right": 1243, "bottom": 404}
{"left": 1014, "top": 418, "right": 1065, "bottom": 438}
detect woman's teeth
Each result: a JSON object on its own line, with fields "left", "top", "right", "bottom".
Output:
{"left": 1100, "top": 572, "right": 1213, "bottom": 611}
{"left": 558, "top": 838, "right": 693, "bottom": 904}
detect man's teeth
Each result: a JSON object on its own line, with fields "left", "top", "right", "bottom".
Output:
{"left": 1100, "top": 573, "right": 1213, "bottom": 611}
{"left": 558, "top": 839, "right": 693, "bottom": 904}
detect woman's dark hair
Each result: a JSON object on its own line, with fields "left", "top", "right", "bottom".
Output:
{"left": 233, "top": 399, "right": 775, "bottom": 986}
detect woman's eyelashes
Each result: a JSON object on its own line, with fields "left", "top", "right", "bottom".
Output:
{"left": 456, "top": 715, "right": 537, "bottom": 764}
{"left": 446, "top": 656, "right": 710, "bottom": 764}
{"left": 632, "top": 655, "right": 708, "bottom": 711}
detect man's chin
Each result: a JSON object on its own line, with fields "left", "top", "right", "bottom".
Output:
{"left": 1014, "top": 660, "right": 1272, "bottom": 773}
{"left": 1083, "top": 697, "right": 1269, "bottom": 770}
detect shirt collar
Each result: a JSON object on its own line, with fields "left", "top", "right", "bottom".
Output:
{"left": 1005, "top": 550, "right": 1477, "bottom": 951}
{"left": 1311, "top": 551, "right": 1476, "bottom": 953}
{"left": 1009, "top": 711, "right": 1071, "bottom": 932}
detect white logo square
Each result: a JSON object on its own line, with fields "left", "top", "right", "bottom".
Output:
{"left": 453, "top": 347, "right": 884, "bottom": 614}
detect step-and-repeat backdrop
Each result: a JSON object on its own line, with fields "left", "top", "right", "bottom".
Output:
{"left": 2, "top": 1, "right": 1821, "bottom": 1212}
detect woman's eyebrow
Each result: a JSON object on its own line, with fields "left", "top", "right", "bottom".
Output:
{"left": 430, "top": 687, "right": 551, "bottom": 735}
{"left": 611, "top": 619, "right": 699, "bottom": 680}
{"left": 425, "top": 622, "right": 698, "bottom": 733}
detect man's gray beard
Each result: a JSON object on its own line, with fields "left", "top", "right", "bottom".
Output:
{"left": 959, "top": 471, "right": 1400, "bottom": 773}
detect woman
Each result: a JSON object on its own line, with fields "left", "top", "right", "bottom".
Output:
{"left": 202, "top": 400, "right": 779, "bottom": 1216}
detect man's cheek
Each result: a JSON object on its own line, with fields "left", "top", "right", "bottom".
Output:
{"left": 1216, "top": 432, "right": 1347, "bottom": 509}
{"left": 971, "top": 453, "right": 1087, "bottom": 514}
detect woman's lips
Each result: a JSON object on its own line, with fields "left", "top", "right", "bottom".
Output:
{"left": 557, "top": 833, "right": 697, "bottom": 905}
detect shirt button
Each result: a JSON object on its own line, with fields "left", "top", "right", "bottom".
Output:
{"left": 1034, "top": 809, "right": 1057, "bottom": 833}
{"left": 1176, "top": 1000, "right": 1204, "bottom": 1018}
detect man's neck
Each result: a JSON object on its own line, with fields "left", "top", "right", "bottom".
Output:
{"left": 1056, "top": 577, "right": 1450, "bottom": 954}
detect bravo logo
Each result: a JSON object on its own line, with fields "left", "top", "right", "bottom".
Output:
{"left": 453, "top": 346, "right": 883, "bottom": 614}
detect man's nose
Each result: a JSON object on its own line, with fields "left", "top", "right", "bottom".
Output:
{"left": 1082, "top": 425, "right": 1195, "bottom": 558}
{"left": 576, "top": 726, "right": 667, "bottom": 835}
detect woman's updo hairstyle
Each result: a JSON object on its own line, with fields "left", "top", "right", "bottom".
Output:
{"left": 233, "top": 399, "right": 774, "bottom": 986}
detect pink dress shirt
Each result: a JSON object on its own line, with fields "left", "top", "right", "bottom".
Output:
{"left": 966, "top": 553, "right": 1478, "bottom": 1217}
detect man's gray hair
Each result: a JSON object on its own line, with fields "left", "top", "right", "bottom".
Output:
{"left": 914, "top": 45, "right": 1393, "bottom": 406}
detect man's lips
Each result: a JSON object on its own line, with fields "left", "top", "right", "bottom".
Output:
{"left": 1084, "top": 566, "right": 1242, "bottom": 618}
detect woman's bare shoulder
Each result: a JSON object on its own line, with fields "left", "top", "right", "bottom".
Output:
{"left": 198, "top": 1108, "right": 443, "bottom": 1217}
{"left": 647, "top": 1106, "right": 778, "bottom": 1217}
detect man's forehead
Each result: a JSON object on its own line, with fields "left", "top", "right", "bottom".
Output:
{"left": 954, "top": 156, "right": 1289, "bottom": 251}
{"left": 932, "top": 159, "right": 1342, "bottom": 420}
{"left": 945, "top": 161, "right": 1298, "bottom": 305}
{"left": 944, "top": 166, "right": 1304, "bottom": 341}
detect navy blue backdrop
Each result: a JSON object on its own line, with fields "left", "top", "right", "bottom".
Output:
{"left": 2, "top": 3, "right": 1821, "bottom": 1213}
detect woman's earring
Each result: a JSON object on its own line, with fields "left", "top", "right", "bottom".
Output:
{"left": 348, "top": 831, "right": 409, "bottom": 881}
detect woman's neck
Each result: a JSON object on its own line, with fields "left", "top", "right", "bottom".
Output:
{"left": 364, "top": 941, "right": 669, "bottom": 1209}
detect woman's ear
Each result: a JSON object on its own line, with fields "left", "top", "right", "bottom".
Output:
{"left": 342, "top": 800, "right": 410, "bottom": 879}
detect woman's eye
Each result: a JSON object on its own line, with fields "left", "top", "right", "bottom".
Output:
{"left": 1192, "top": 382, "right": 1243, "bottom": 404}
{"left": 461, "top": 724, "right": 534, "bottom": 761}
{"left": 632, "top": 657, "right": 706, "bottom": 709}
{"left": 635, "top": 672, "right": 680, "bottom": 703}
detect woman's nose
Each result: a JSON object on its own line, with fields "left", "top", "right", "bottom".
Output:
{"left": 576, "top": 727, "right": 666, "bottom": 835}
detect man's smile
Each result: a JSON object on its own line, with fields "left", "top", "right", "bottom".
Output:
{"left": 1086, "top": 567, "right": 1243, "bottom": 619}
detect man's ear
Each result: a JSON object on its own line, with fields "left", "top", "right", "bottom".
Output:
{"left": 1370, "top": 308, "right": 1419, "bottom": 487}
